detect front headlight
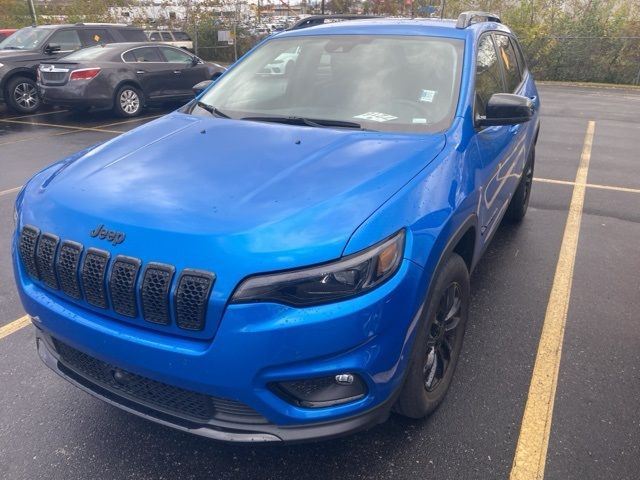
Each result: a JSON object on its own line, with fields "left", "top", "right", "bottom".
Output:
{"left": 230, "top": 229, "right": 405, "bottom": 307}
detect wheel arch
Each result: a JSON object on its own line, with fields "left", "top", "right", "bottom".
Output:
{"left": 1, "top": 68, "right": 37, "bottom": 93}
{"left": 113, "top": 79, "right": 145, "bottom": 105}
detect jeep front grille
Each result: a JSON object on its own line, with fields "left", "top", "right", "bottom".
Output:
{"left": 18, "top": 225, "right": 214, "bottom": 332}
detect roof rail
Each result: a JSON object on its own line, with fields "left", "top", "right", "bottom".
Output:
{"left": 288, "top": 15, "right": 380, "bottom": 31}
{"left": 455, "top": 11, "right": 501, "bottom": 29}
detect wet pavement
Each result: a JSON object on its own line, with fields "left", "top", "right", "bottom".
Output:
{"left": 1, "top": 85, "right": 639, "bottom": 479}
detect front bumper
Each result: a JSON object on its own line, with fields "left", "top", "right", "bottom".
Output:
{"left": 16, "top": 242, "right": 425, "bottom": 442}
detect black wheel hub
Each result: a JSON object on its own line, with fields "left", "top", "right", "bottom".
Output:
{"left": 423, "top": 282, "right": 462, "bottom": 392}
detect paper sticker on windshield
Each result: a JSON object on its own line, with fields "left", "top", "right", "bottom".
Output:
{"left": 419, "top": 89, "right": 436, "bottom": 103}
{"left": 412, "top": 118, "right": 427, "bottom": 124}
{"left": 353, "top": 112, "right": 398, "bottom": 122}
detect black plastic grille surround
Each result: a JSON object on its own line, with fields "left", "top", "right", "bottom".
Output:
{"left": 175, "top": 270, "right": 215, "bottom": 331}
{"left": 18, "top": 225, "right": 215, "bottom": 333}
{"left": 109, "top": 256, "right": 141, "bottom": 317}
{"left": 82, "top": 248, "right": 110, "bottom": 308}
{"left": 56, "top": 241, "right": 83, "bottom": 299}
{"left": 141, "top": 263, "right": 175, "bottom": 325}
{"left": 36, "top": 233, "right": 60, "bottom": 289}
{"left": 19, "top": 225, "right": 40, "bottom": 279}
{"left": 53, "top": 339, "right": 267, "bottom": 424}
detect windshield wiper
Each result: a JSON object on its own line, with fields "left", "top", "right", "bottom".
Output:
{"left": 242, "top": 115, "right": 365, "bottom": 130}
{"left": 196, "top": 101, "right": 231, "bottom": 119}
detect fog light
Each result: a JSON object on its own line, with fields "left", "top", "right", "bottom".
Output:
{"left": 272, "top": 373, "right": 367, "bottom": 408}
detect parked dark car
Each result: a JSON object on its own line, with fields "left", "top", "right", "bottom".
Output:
{"left": 0, "top": 29, "right": 17, "bottom": 41}
{"left": 0, "top": 24, "right": 147, "bottom": 113}
{"left": 38, "top": 43, "right": 225, "bottom": 117}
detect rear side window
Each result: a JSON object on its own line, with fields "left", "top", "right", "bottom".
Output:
{"left": 48, "top": 29, "right": 82, "bottom": 52}
{"left": 148, "top": 31, "right": 161, "bottom": 41}
{"left": 160, "top": 32, "right": 173, "bottom": 41}
{"left": 475, "top": 34, "right": 504, "bottom": 119}
{"left": 118, "top": 28, "right": 147, "bottom": 42}
{"left": 79, "top": 29, "right": 114, "bottom": 46}
{"left": 494, "top": 34, "right": 522, "bottom": 92}
{"left": 172, "top": 31, "right": 191, "bottom": 41}
{"left": 511, "top": 37, "right": 528, "bottom": 77}
{"left": 122, "top": 51, "right": 136, "bottom": 62}
{"left": 130, "top": 47, "right": 163, "bottom": 62}
{"left": 160, "top": 46, "right": 192, "bottom": 63}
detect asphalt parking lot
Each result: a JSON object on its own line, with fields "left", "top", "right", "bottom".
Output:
{"left": 1, "top": 84, "right": 639, "bottom": 480}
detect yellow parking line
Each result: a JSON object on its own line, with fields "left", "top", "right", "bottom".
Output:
{"left": 0, "top": 186, "right": 22, "bottom": 197}
{"left": 97, "top": 114, "right": 164, "bottom": 128}
{"left": 0, "top": 315, "right": 31, "bottom": 340}
{"left": 534, "top": 177, "right": 640, "bottom": 194}
{"left": 6, "top": 109, "right": 69, "bottom": 120}
{"left": 0, "top": 118, "right": 122, "bottom": 134}
{"left": 511, "top": 120, "right": 596, "bottom": 479}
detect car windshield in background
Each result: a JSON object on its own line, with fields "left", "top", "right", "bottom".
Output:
{"left": 199, "top": 35, "right": 463, "bottom": 133}
{"left": 0, "top": 27, "right": 50, "bottom": 50}
{"left": 61, "top": 45, "right": 114, "bottom": 61}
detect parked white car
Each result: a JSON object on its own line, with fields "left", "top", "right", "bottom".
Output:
{"left": 145, "top": 30, "right": 193, "bottom": 51}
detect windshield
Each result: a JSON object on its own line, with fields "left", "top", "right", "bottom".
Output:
{"left": 199, "top": 35, "right": 463, "bottom": 133}
{"left": 0, "top": 27, "right": 50, "bottom": 50}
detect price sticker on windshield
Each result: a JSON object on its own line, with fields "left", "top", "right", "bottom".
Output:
{"left": 354, "top": 112, "right": 398, "bottom": 122}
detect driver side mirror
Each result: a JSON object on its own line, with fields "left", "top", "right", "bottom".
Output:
{"left": 191, "top": 56, "right": 200, "bottom": 66}
{"left": 44, "top": 43, "right": 61, "bottom": 54}
{"left": 192, "top": 80, "right": 213, "bottom": 96}
{"left": 477, "top": 93, "right": 534, "bottom": 127}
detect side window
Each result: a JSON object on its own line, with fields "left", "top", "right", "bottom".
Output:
{"left": 511, "top": 38, "right": 528, "bottom": 77}
{"left": 118, "top": 28, "right": 146, "bottom": 42}
{"left": 148, "top": 31, "right": 161, "bottom": 41}
{"left": 475, "top": 34, "right": 504, "bottom": 120}
{"left": 79, "top": 29, "right": 114, "bottom": 47}
{"left": 494, "top": 34, "right": 522, "bottom": 92}
{"left": 122, "top": 51, "right": 136, "bottom": 62}
{"left": 172, "top": 31, "right": 191, "bottom": 41}
{"left": 160, "top": 32, "right": 173, "bottom": 41}
{"left": 131, "top": 47, "right": 163, "bottom": 62}
{"left": 48, "top": 29, "right": 82, "bottom": 52}
{"left": 160, "top": 46, "right": 192, "bottom": 63}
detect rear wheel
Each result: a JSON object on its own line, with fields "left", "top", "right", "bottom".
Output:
{"left": 394, "top": 253, "right": 470, "bottom": 418}
{"left": 5, "top": 76, "right": 40, "bottom": 114}
{"left": 113, "top": 85, "right": 142, "bottom": 117}
{"left": 506, "top": 147, "right": 535, "bottom": 222}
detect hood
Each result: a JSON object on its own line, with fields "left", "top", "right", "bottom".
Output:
{"left": 20, "top": 112, "right": 444, "bottom": 335}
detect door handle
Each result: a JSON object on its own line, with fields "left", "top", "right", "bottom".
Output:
{"left": 173, "top": 70, "right": 182, "bottom": 74}
{"left": 136, "top": 70, "right": 145, "bottom": 74}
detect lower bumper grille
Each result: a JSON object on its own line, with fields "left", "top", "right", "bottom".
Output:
{"left": 53, "top": 339, "right": 268, "bottom": 425}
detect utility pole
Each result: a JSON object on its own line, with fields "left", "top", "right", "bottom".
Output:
{"left": 321, "top": 0, "right": 325, "bottom": 14}
{"left": 440, "top": 0, "right": 446, "bottom": 19}
{"left": 27, "top": 0, "right": 37, "bottom": 25}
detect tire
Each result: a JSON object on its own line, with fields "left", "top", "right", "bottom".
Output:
{"left": 505, "top": 147, "right": 535, "bottom": 222}
{"left": 5, "top": 76, "right": 41, "bottom": 114}
{"left": 113, "top": 85, "right": 143, "bottom": 117}
{"left": 394, "top": 253, "right": 470, "bottom": 418}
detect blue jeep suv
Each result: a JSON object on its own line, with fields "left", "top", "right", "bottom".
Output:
{"left": 13, "top": 13, "right": 539, "bottom": 442}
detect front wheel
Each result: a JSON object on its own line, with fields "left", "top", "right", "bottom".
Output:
{"left": 113, "top": 85, "right": 143, "bottom": 117}
{"left": 5, "top": 76, "right": 41, "bottom": 114}
{"left": 394, "top": 253, "right": 470, "bottom": 418}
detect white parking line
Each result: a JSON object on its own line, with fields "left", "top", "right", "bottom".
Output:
{"left": 0, "top": 186, "right": 22, "bottom": 197}
{"left": 6, "top": 109, "right": 69, "bottom": 120}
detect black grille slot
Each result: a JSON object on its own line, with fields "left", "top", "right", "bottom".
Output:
{"left": 109, "top": 256, "right": 141, "bottom": 318}
{"left": 82, "top": 248, "right": 110, "bottom": 308}
{"left": 35, "top": 233, "right": 60, "bottom": 289}
{"left": 141, "top": 263, "right": 175, "bottom": 325}
{"left": 53, "top": 339, "right": 268, "bottom": 423}
{"left": 175, "top": 270, "right": 215, "bottom": 331}
{"left": 19, "top": 225, "right": 40, "bottom": 279}
{"left": 56, "top": 241, "right": 83, "bottom": 299}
